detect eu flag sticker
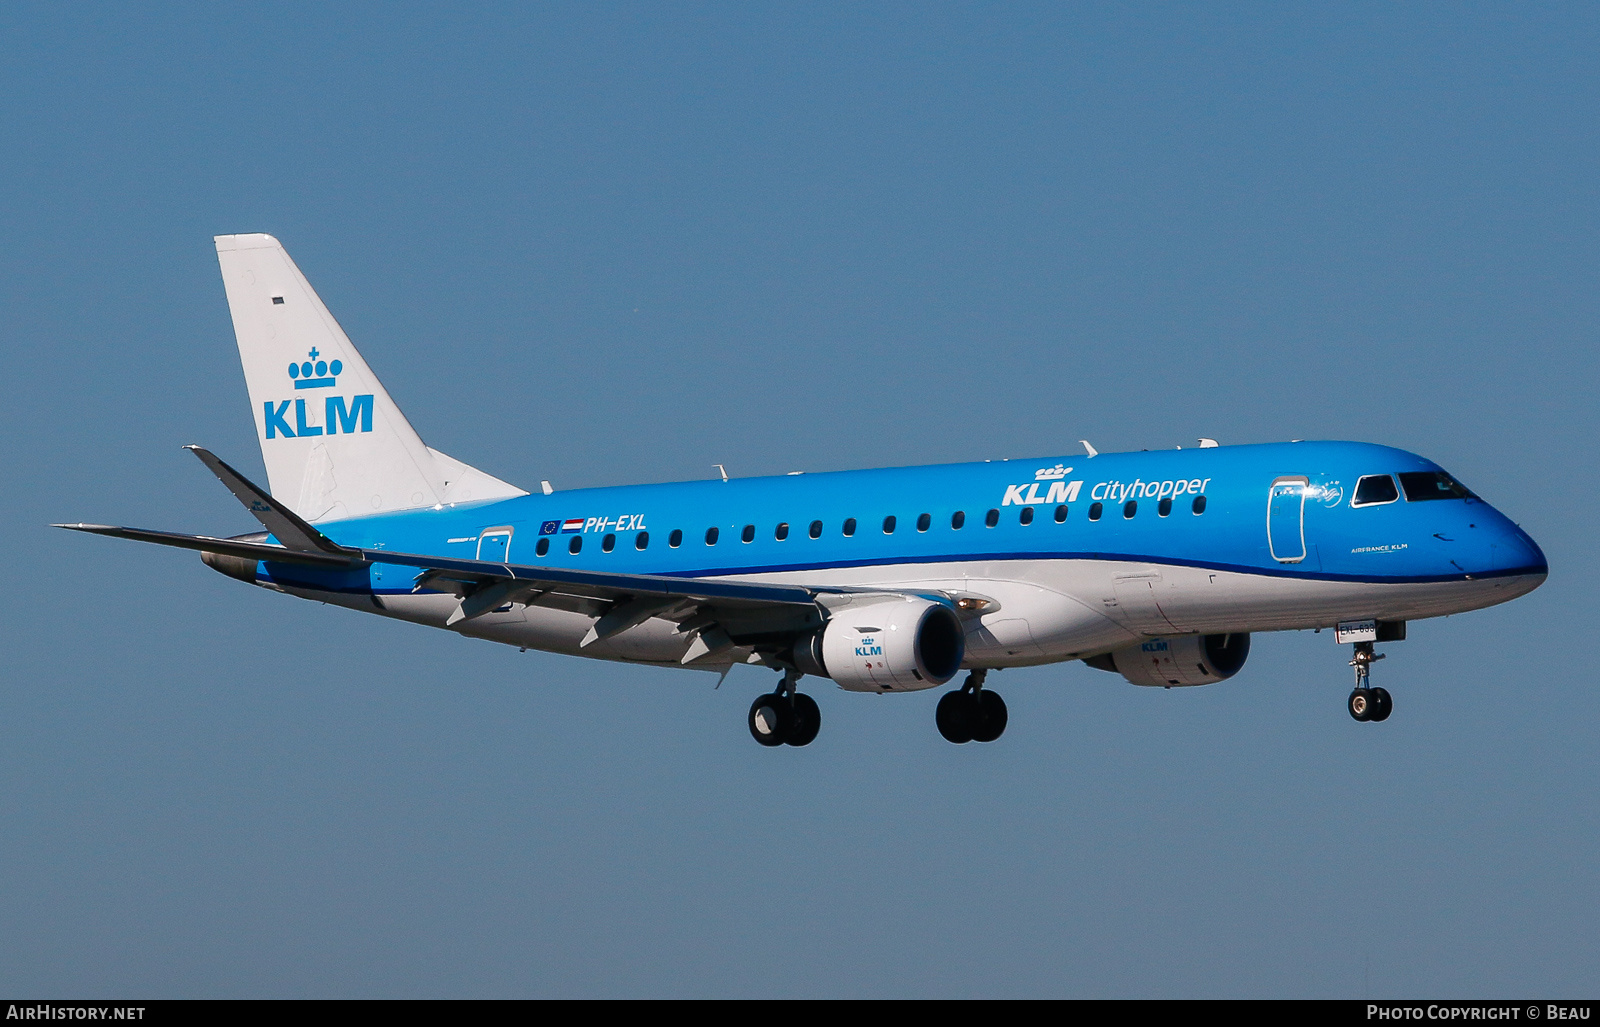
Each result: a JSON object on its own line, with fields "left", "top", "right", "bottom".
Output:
{"left": 539, "top": 520, "right": 560, "bottom": 535}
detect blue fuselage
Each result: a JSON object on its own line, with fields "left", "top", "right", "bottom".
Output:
{"left": 290, "top": 441, "right": 1545, "bottom": 594}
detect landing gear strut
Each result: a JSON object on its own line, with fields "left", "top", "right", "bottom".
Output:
{"left": 748, "top": 669, "right": 821, "bottom": 747}
{"left": 1347, "top": 642, "right": 1393, "bottom": 723}
{"left": 936, "top": 669, "right": 1008, "bottom": 744}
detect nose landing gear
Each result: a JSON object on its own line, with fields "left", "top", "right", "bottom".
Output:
{"left": 1347, "top": 642, "right": 1393, "bottom": 723}
{"left": 748, "top": 669, "right": 821, "bottom": 747}
{"left": 936, "top": 670, "right": 1008, "bottom": 744}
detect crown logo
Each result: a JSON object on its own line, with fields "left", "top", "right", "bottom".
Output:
{"left": 287, "top": 348, "right": 343, "bottom": 390}
{"left": 1034, "top": 464, "right": 1072, "bottom": 481}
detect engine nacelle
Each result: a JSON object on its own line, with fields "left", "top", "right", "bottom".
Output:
{"left": 793, "top": 596, "right": 965, "bottom": 692}
{"left": 1087, "top": 633, "right": 1251, "bottom": 687}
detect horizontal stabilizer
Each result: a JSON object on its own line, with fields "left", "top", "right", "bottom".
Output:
{"left": 54, "top": 524, "right": 356, "bottom": 568}
{"left": 185, "top": 445, "right": 354, "bottom": 555}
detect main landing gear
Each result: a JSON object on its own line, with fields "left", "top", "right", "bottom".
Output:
{"left": 1347, "top": 641, "right": 1393, "bottom": 723}
{"left": 936, "top": 670, "right": 1008, "bottom": 744}
{"left": 748, "top": 670, "right": 821, "bottom": 748}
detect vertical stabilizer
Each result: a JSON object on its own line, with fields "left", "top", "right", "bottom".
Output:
{"left": 214, "top": 234, "right": 525, "bottom": 521}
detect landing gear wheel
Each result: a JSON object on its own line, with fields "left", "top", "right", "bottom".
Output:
{"left": 1368, "top": 686, "right": 1392, "bottom": 722}
{"left": 970, "top": 690, "right": 1008, "bottom": 743}
{"left": 748, "top": 693, "right": 790, "bottom": 746}
{"left": 1348, "top": 688, "right": 1374, "bottom": 722}
{"left": 788, "top": 693, "right": 821, "bottom": 747}
{"left": 936, "top": 690, "right": 976, "bottom": 744}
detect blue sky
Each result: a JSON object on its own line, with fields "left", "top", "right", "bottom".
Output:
{"left": 2, "top": 3, "right": 1596, "bottom": 997}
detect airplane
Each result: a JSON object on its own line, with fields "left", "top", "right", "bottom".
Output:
{"left": 59, "top": 234, "right": 1549, "bottom": 747}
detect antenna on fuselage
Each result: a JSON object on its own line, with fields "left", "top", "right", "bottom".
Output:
{"left": 1080, "top": 440, "right": 1098, "bottom": 458}
{"left": 1198, "top": 438, "right": 1219, "bottom": 448}
{"left": 714, "top": 464, "right": 729, "bottom": 482}
{"left": 540, "top": 480, "right": 553, "bottom": 495}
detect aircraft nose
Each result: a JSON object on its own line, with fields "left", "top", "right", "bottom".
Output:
{"left": 1496, "top": 525, "right": 1548, "bottom": 577}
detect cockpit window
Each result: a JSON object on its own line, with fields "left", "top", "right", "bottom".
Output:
{"left": 1352, "top": 474, "right": 1399, "bottom": 507}
{"left": 1399, "top": 471, "right": 1477, "bottom": 502}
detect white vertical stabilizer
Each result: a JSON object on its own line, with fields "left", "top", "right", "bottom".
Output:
{"left": 214, "top": 234, "right": 525, "bottom": 521}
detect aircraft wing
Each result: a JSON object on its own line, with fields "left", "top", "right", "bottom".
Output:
{"left": 56, "top": 446, "right": 910, "bottom": 661}
{"left": 56, "top": 521, "right": 818, "bottom": 608}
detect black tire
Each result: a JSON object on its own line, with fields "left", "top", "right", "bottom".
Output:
{"left": 970, "top": 690, "right": 1008, "bottom": 743}
{"left": 748, "top": 693, "right": 790, "bottom": 746}
{"left": 1348, "top": 688, "right": 1373, "bottom": 722}
{"left": 1368, "top": 687, "right": 1392, "bottom": 722}
{"left": 936, "top": 690, "right": 976, "bottom": 744}
{"left": 788, "top": 693, "right": 821, "bottom": 747}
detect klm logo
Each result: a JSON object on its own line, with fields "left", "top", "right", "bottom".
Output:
{"left": 855, "top": 635, "right": 883, "bottom": 658}
{"left": 263, "top": 348, "right": 373, "bottom": 439}
{"left": 1002, "top": 464, "right": 1083, "bottom": 506}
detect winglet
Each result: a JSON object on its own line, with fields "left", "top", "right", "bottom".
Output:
{"left": 1080, "top": 440, "right": 1098, "bottom": 458}
{"left": 185, "top": 445, "right": 355, "bottom": 556}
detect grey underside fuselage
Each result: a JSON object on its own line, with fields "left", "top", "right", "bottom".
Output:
{"left": 274, "top": 556, "right": 1542, "bottom": 675}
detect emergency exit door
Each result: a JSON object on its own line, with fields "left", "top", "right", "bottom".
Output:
{"left": 477, "top": 526, "right": 513, "bottom": 563}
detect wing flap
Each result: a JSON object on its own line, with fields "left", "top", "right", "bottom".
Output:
{"left": 363, "top": 548, "right": 818, "bottom": 609}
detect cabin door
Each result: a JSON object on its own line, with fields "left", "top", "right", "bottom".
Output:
{"left": 1267, "top": 477, "right": 1308, "bottom": 564}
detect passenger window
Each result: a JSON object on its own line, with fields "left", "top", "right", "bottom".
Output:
{"left": 1054, "top": 504, "right": 1068, "bottom": 523}
{"left": 1089, "top": 502, "right": 1103, "bottom": 521}
{"left": 1158, "top": 498, "right": 1172, "bottom": 517}
{"left": 1191, "top": 495, "right": 1207, "bottom": 515}
{"left": 705, "top": 527, "right": 719, "bottom": 546}
{"left": 602, "top": 533, "right": 615, "bottom": 553}
{"left": 985, "top": 508, "right": 999, "bottom": 528}
{"left": 741, "top": 524, "right": 755, "bottom": 543}
{"left": 882, "top": 515, "right": 896, "bottom": 534}
{"left": 842, "top": 518, "right": 857, "bottom": 537}
{"left": 809, "top": 520, "right": 822, "bottom": 539}
{"left": 1019, "top": 506, "right": 1034, "bottom": 525}
{"left": 1398, "top": 471, "right": 1476, "bottom": 502}
{"left": 775, "top": 522, "right": 789, "bottom": 541}
{"left": 916, "top": 513, "right": 931, "bottom": 532}
{"left": 669, "top": 529, "right": 683, "bottom": 548}
{"left": 951, "top": 511, "right": 965, "bottom": 529}
{"left": 636, "top": 531, "right": 649, "bottom": 550}
{"left": 1353, "top": 474, "right": 1400, "bottom": 507}
{"left": 536, "top": 537, "right": 550, "bottom": 557}
{"left": 569, "top": 535, "right": 583, "bottom": 554}
{"left": 1124, "top": 500, "right": 1137, "bottom": 519}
